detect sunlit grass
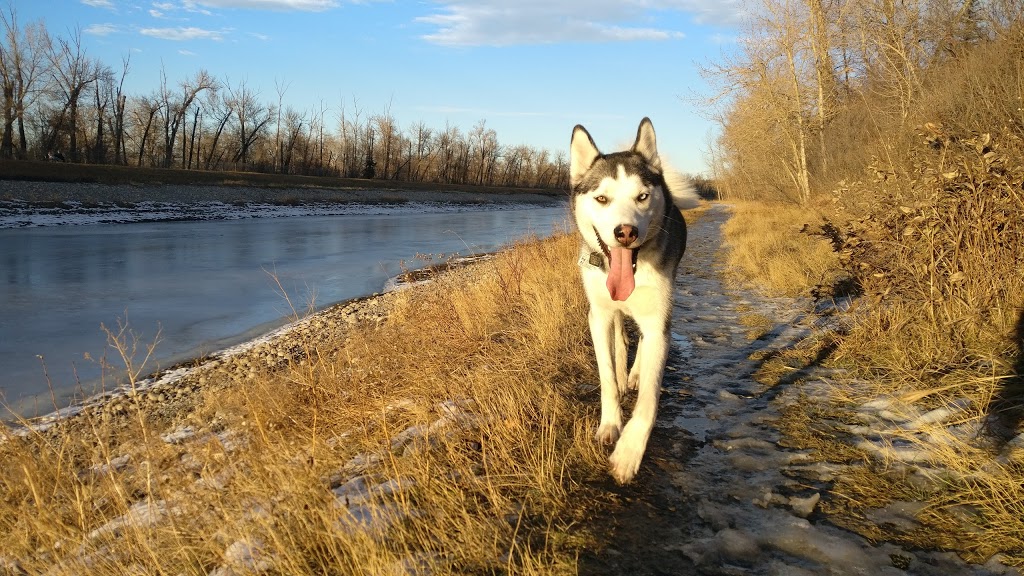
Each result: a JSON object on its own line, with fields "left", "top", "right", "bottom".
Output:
{"left": 720, "top": 144, "right": 1024, "bottom": 564}
{"left": 0, "top": 232, "right": 609, "bottom": 574}
{"left": 720, "top": 201, "right": 842, "bottom": 298}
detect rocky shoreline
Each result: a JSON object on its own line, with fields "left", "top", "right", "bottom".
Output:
{"left": 14, "top": 288, "right": 402, "bottom": 441}
{"left": 13, "top": 248, "right": 495, "bottom": 442}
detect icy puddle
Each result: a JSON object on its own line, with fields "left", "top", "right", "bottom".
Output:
{"left": 578, "top": 204, "right": 1018, "bottom": 576}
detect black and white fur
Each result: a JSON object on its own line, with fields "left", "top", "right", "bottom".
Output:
{"left": 570, "top": 118, "right": 697, "bottom": 484}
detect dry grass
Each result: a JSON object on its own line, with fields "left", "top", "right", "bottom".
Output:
{"left": 720, "top": 128, "right": 1024, "bottom": 563}
{"left": 720, "top": 201, "right": 843, "bottom": 298}
{"left": 0, "top": 233, "right": 608, "bottom": 574}
{"left": 822, "top": 129, "right": 1024, "bottom": 563}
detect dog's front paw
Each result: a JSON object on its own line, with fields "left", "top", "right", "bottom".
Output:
{"left": 626, "top": 372, "right": 640, "bottom": 391}
{"left": 608, "top": 428, "right": 647, "bottom": 484}
{"left": 595, "top": 422, "right": 621, "bottom": 446}
{"left": 608, "top": 446, "right": 643, "bottom": 484}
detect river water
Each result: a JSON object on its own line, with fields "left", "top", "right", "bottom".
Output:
{"left": 0, "top": 205, "right": 569, "bottom": 418}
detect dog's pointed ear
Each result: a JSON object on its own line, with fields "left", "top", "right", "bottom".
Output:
{"left": 570, "top": 125, "right": 600, "bottom": 184}
{"left": 632, "top": 117, "right": 662, "bottom": 171}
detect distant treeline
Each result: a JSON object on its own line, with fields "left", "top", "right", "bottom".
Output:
{"left": 0, "top": 9, "right": 569, "bottom": 189}
{"left": 705, "top": 0, "right": 1023, "bottom": 204}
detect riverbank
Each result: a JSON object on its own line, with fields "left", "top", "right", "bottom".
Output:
{"left": 1, "top": 231, "right": 597, "bottom": 575}
{"left": 0, "top": 159, "right": 564, "bottom": 197}
{"left": 1, "top": 200, "right": 569, "bottom": 420}
{"left": 14, "top": 286, "right": 402, "bottom": 434}
{"left": 0, "top": 179, "right": 566, "bottom": 228}
{"left": 14, "top": 251, "right": 492, "bottom": 433}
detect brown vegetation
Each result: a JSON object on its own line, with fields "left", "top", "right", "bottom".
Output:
{"left": 705, "top": 0, "right": 1023, "bottom": 206}
{"left": 0, "top": 233, "right": 612, "bottom": 574}
{"left": 714, "top": 4, "right": 1024, "bottom": 562}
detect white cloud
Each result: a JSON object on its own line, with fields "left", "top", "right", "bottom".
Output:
{"left": 249, "top": 32, "right": 271, "bottom": 40}
{"left": 180, "top": 1, "right": 214, "bottom": 15}
{"left": 179, "top": 49, "right": 197, "bottom": 55}
{"left": 81, "top": 0, "right": 115, "bottom": 8}
{"left": 189, "top": 0, "right": 339, "bottom": 10}
{"left": 150, "top": 9, "right": 165, "bottom": 17}
{"left": 416, "top": 0, "right": 744, "bottom": 47}
{"left": 84, "top": 23, "right": 119, "bottom": 36}
{"left": 140, "top": 26, "right": 225, "bottom": 41}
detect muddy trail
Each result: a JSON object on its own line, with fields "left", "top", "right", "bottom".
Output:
{"left": 577, "top": 204, "right": 1017, "bottom": 576}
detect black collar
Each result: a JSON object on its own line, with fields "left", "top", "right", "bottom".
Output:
{"left": 588, "top": 248, "right": 638, "bottom": 272}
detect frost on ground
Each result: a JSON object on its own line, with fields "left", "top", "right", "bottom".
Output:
{"left": 576, "top": 204, "right": 1020, "bottom": 576}
{"left": 0, "top": 181, "right": 563, "bottom": 228}
{"left": 0, "top": 198, "right": 547, "bottom": 228}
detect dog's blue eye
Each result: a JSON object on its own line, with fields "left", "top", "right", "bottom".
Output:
{"left": 637, "top": 193, "right": 649, "bottom": 202}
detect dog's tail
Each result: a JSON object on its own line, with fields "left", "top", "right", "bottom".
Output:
{"left": 663, "top": 166, "right": 702, "bottom": 210}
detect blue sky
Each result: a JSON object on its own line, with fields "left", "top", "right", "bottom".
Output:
{"left": 19, "top": 0, "right": 744, "bottom": 175}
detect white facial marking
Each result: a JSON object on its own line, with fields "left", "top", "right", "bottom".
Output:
{"left": 578, "top": 164, "right": 663, "bottom": 251}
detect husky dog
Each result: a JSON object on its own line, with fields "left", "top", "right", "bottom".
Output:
{"left": 570, "top": 117, "right": 697, "bottom": 484}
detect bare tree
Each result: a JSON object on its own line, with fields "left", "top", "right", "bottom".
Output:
{"left": 805, "top": 0, "right": 841, "bottom": 171}
{"left": 0, "top": 6, "right": 48, "bottom": 159}
{"left": 88, "top": 61, "right": 113, "bottom": 163}
{"left": 468, "top": 119, "right": 499, "bottom": 185}
{"left": 186, "top": 103, "right": 200, "bottom": 169}
{"left": 47, "top": 27, "right": 99, "bottom": 162}
{"left": 273, "top": 77, "right": 289, "bottom": 173}
{"left": 312, "top": 99, "right": 328, "bottom": 173}
{"left": 407, "top": 121, "right": 434, "bottom": 181}
{"left": 202, "top": 86, "right": 233, "bottom": 170}
{"left": 225, "top": 78, "right": 273, "bottom": 167}
{"left": 337, "top": 96, "right": 363, "bottom": 178}
{"left": 274, "top": 105, "right": 303, "bottom": 173}
{"left": 131, "top": 93, "right": 162, "bottom": 166}
{"left": 702, "top": 0, "right": 816, "bottom": 204}
{"left": 372, "top": 105, "right": 398, "bottom": 180}
{"left": 159, "top": 67, "right": 215, "bottom": 168}
{"left": 107, "top": 54, "right": 129, "bottom": 165}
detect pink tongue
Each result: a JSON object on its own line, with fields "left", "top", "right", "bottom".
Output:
{"left": 606, "top": 247, "right": 635, "bottom": 301}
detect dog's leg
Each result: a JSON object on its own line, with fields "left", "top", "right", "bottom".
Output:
{"left": 613, "top": 313, "right": 629, "bottom": 396}
{"left": 627, "top": 334, "right": 643, "bottom": 391}
{"left": 609, "top": 319, "right": 669, "bottom": 483}
{"left": 590, "top": 307, "right": 623, "bottom": 445}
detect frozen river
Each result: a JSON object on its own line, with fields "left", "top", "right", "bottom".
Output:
{"left": 0, "top": 205, "right": 569, "bottom": 418}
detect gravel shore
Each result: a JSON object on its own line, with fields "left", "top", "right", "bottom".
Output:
{"left": 18, "top": 285, "right": 404, "bottom": 437}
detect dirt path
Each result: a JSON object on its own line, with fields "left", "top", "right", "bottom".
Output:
{"left": 578, "top": 204, "right": 1017, "bottom": 576}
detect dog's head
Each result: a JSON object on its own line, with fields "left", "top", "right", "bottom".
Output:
{"left": 570, "top": 118, "right": 668, "bottom": 301}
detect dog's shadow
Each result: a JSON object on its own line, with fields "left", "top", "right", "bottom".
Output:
{"left": 985, "top": 309, "right": 1024, "bottom": 446}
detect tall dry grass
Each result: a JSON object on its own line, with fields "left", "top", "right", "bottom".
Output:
{"left": 720, "top": 201, "right": 843, "bottom": 298}
{"left": 824, "top": 127, "right": 1024, "bottom": 563}
{"left": 0, "top": 232, "right": 609, "bottom": 574}
{"left": 722, "top": 134, "right": 1024, "bottom": 562}
{"left": 832, "top": 130, "right": 1024, "bottom": 381}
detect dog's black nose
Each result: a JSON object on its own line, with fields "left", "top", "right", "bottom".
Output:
{"left": 614, "top": 224, "right": 638, "bottom": 246}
